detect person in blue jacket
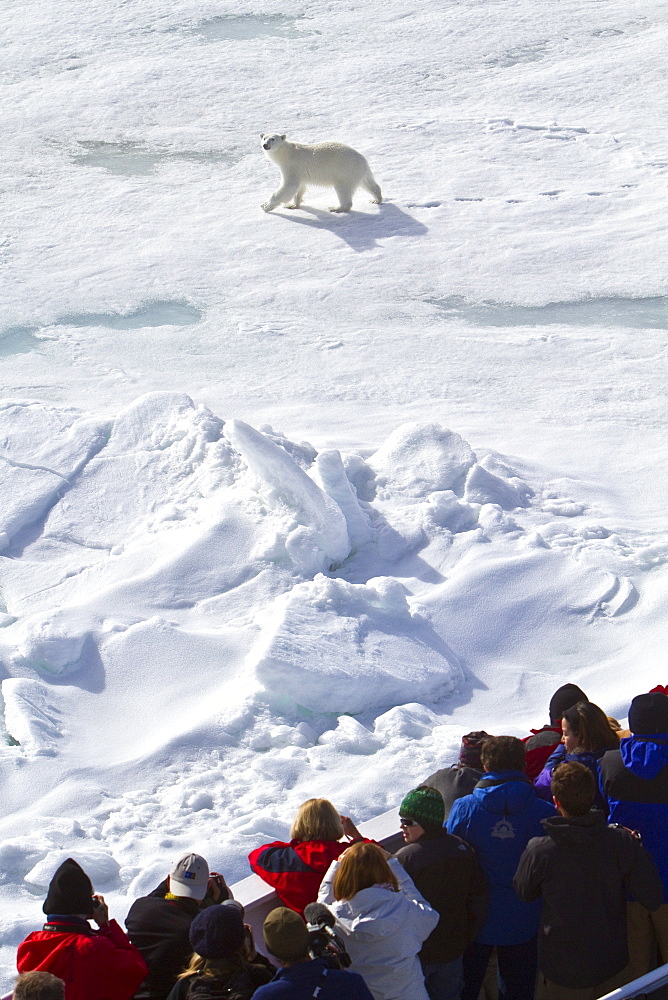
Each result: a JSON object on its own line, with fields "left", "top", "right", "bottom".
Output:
{"left": 533, "top": 701, "right": 619, "bottom": 809}
{"left": 446, "top": 735, "right": 555, "bottom": 1000}
{"left": 253, "top": 906, "right": 374, "bottom": 1000}
{"left": 599, "top": 691, "right": 668, "bottom": 977}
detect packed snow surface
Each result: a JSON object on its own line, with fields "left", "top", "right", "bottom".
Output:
{"left": 1, "top": 0, "right": 667, "bottom": 988}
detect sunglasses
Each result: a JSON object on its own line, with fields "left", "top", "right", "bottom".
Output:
{"left": 399, "top": 817, "right": 418, "bottom": 828}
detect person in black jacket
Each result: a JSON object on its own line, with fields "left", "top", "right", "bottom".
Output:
{"left": 514, "top": 761, "right": 663, "bottom": 1000}
{"left": 423, "top": 733, "right": 489, "bottom": 821}
{"left": 394, "top": 785, "right": 488, "bottom": 1000}
{"left": 125, "top": 853, "right": 231, "bottom": 1000}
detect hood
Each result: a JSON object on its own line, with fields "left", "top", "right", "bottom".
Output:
{"left": 332, "top": 884, "right": 410, "bottom": 939}
{"left": 565, "top": 748, "right": 607, "bottom": 765}
{"left": 18, "top": 928, "right": 90, "bottom": 973}
{"left": 529, "top": 725, "right": 561, "bottom": 737}
{"left": 292, "top": 839, "right": 344, "bottom": 873}
{"left": 620, "top": 734, "right": 668, "bottom": 779}
{"left": 473, "top": 771, "right": 536, "bottom": 816}
{"left": 541, "top": 810, "right": 606, "bottom": 846}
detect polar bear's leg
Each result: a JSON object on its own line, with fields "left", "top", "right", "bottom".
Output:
{"left": 363, "top": 173, "right": 383, "bottom": 204}
{"left": 262, "top": 175, "right": 300, "bottom": 213}
{"left": 287, "top": 186, "right": 306, "bottom": 209}
{"left": 330, "top": 183, "right": 354, "bottom": 213}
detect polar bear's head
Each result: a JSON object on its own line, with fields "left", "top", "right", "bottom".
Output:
{"left": 260, "top": 133, "right": 287, "bottom": 152}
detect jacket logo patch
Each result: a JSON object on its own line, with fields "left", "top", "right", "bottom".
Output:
{"left": 491, "top": 819, "right": 516, "bottom": 840}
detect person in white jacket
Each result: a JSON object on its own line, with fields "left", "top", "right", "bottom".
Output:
{"left": 317, "top": 840, "right": 439, "bottom": 1000}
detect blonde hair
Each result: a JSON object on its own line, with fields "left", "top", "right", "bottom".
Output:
{"left": 290, "top": 799, "right": 344, "bottom": 842}
{"left": 333, "top": 841, "right": 398, "bottom": 901}
{"left": 177, "top": 954, "right": 240, "bottom": 980}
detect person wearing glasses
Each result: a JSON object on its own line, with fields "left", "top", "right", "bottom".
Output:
{"left": 317, "top": 840, "right": 439, "bottom": 1000}
{"left": 393, "top": 786, "right": 488, "bottom": 1000}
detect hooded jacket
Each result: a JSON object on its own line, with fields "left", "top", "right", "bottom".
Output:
{"left": 599, "top": 734, "right": 668, "bottom": 899}
{"left": 422, "top": 765, "right": 483, "bottom": 820}
{"left": 534, "top": 744, "right": 609, "bottom": 809}
{"left": 317, "top": 857, "right": 439, "bottom": 1000}
{"left": 513, "top": 811, "right": 663, "bottom": 988}
{"left": 248, "top": 839, "right": 352, "bottom": 915}
{"left": 17, "top": 916, "right": 148, "bottom": 1000}
{"left": 446, "top": 770, "right": 556, "bottom": 945}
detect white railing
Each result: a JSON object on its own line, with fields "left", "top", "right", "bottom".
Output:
{"left": 599, "top": 963, "right": 668, "bottom": 1000}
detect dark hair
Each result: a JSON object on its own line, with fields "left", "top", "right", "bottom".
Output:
{"left": 14, "top": 973, "right": 65, "bottom": 1000}
{"left": 480, "top": 735, "right": 526, "bottom": 773}
{"left": 562, "top": 702, "right": 619, "bottom": 753}
{"left": 549, "top": 684, "right": 588, "bottom": 724}
{"left": 551, "top": 761, "right": 595, "bottom": 816}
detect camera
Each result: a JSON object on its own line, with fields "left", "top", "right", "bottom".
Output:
{"left": 304, "top": 903, "right": 351, "bottom": 970}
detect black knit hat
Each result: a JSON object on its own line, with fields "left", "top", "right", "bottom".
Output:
{"left": 263, "top": 907, "right": 309, "bottom": 962}
{"left": 189, "top": 900, "right": 246, "bottom": 959}
{"left": 549, "top": 684, "right": 588, "bottom": 723}
{"left": 399, "top": 785, "right": 445, "bottom": 832}
{"left": 629, "top": 692, "right": 668, "bottom": 735}
{"left": 43, "top": 859, "right": 94, "bottom": 917}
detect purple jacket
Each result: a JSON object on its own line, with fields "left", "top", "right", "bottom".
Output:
{"left": 533, "top": 744, "right": 608, "bottom": 809}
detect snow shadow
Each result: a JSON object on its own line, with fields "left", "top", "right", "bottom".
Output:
{"left": 0, "top": 327, "right": 43, "bottom": 357}
{"left": 57, "top": 302, "right": 203, "bottom": 329}
{"left": 487, "top": 42, "right": 549, "bottom": 67}
{"left": 47, "top": 636, "right": 106, "bottom": 694}
{"left": 272, "top": 202, "right": 428, "bottom": 253}
{"left": 1, "top": 302, "right": 203, "bottom": 351}
{"left": 73, "top": 141, "right": 242, "bottom": 176}
{"left": 180, "top": 14, "right": 310, "bottom": 41}
{"left": 428, "top": 295, "right": 668, "bottom": 329}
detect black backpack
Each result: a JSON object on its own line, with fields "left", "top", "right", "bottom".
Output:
{"left": 186, "top": 969, "right": 256, "bottom": 1000}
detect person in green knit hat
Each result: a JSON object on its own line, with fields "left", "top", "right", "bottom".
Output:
{"left": 393, "top": 786, "right": 488, "bottom": 1000}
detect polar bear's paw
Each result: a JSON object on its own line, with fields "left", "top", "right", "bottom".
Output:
{"left": 329, "top": 206, "right": 351, "bottom": 213}
{"left": 261, "top": 202, "right": 274, "bottom": 213}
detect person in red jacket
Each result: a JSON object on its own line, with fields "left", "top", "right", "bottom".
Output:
{"left": 523, "top": 683, "right": 588, "bottom": 780}
{"left": 249, "top": 799, "right": 366, "bottom": 915}
{"left": 17, "top": 857, "right": 148, "bottom": 1000}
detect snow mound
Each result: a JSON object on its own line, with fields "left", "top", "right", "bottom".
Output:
{"left": 464, "top": 463, "right": 530, "bottom": 509}
{"left": 25, "top": 849, "right": 120, "bottom": 890}
{"left": 225, "top": 419, "right": 351, "bottom": 574}
{"left": 310, "top": 450, "right": 373, "bottom": 551}
{"left": 249, "top": 575, "right": 463, "bottom": 714}
{"left": 369, "top": 423, "right": 476, "bottom": 499}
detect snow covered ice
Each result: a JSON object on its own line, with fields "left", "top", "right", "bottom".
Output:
{"left": 1, "top": 0, "right": 667, "bottom": 987}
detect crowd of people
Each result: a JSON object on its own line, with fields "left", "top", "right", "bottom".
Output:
{"left": 11, "top": 684, "right": 668, "bottom": 1000}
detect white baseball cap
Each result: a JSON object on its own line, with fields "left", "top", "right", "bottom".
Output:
{"left": 169, "top": 853, "right": 209, "bottom": 900}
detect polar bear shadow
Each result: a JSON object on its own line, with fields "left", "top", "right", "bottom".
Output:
{"left": 273, "top": 202, "right": 428, "bottom": 253}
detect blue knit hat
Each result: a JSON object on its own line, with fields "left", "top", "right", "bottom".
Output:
{"left": 189, "top": 901, "right": 246, "bottom": 959}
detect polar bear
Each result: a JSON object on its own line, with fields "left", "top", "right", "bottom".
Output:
{"left": 260, "top": 133, "right": 382, "bottom": 213}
